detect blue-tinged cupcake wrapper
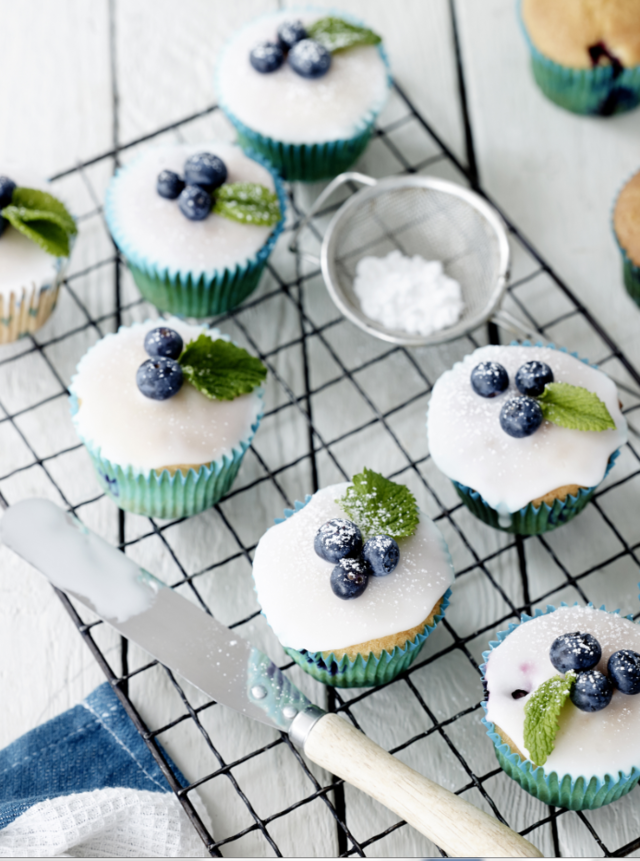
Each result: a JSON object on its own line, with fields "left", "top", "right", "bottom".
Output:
{"left": 450, "top": 341, "right": 621, "bottom": 535}
{"left": 0, "top": 247, "right": 70, "bottom": 344}
{"left": 104, "top": 150, "right": 286, "bottom": 319}
{"left": 481, "top": 603, "right": 640, "bottom": 810}
{"left": 215, "top": 8, "right": 391, "bottom": 182}
{"left": 267, "top": 496, "right": 452, "bottom": 688}
{"left": 518, "top": 1, "right": 640, "bottom": 116}
{"left": 69, "top": 322, "right": 263, "bottom": 519}
{"left": 611, "top": 173, "right": 640, "bottom": 307}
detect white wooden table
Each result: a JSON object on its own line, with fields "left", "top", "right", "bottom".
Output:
{"left": 2, "top": 1, "right": 640, "bottom": 856}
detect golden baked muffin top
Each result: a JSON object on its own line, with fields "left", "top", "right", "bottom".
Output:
{"left": 614, "top": 171, "right": 640, "bottom": 266}
{"left": 522, "top": 0, "right": 640, "bottom": 68}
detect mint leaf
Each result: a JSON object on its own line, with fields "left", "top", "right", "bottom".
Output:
{"left": 307, "top": 16, "right": 382, "bottom": 53}
{"left": 523, "top": 672, "right": 576, "bottom": 766}
{"left": 179, "top": 334, "right": 267, "bottom": 400}
{"left": 537, "top": 382, "right": 616, "bottom": 432}
{"left": 213, "top": 183, "right": 280, "bottom": 227}
{"left": 2, "top": 187, "right": 77, "bottom": 257}
{"left": 337, "top": 468, "right": 419, "bottom": 540}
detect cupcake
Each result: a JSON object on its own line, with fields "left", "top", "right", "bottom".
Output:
{"left": 104, "top": 142, "right": 285, "bottom": 318}
{"left": 216, "top": 9, "right": 390, "bottom": 181}
{"left": 482, "top": 604, "right": 640, "bottom": 810}
{"left": 69, "top": 318, "right": 265, "bottom": 519}
{"left": 426, "top": 343, "right": 627, "bottom": 535}
{"left": 520, "top": 0, "right": 640, "bottom": 115}
{"left": 0, "top": 171, "right": 76, "bottom": 344}
{"left": 252, "top": 468, "right": 454, "bottom": 688}
{"left": 613, "top": 169, "right": 640, "bottom": 306}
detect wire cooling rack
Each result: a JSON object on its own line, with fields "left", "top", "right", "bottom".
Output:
{"left": 4, "top": 39, "right": 640, "bottom": 861}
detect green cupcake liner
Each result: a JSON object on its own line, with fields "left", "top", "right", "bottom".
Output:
{"left": 481, "top": 604, "right": 640, "bottom": 810}
{"left": 284, "top": 588, "right": 451, "bottom": 688}
{"left": 519, "top": 1, "right": 640, "bottom": 115}
{"left": 612, "top": 208, "right": 640, "bottom": 307}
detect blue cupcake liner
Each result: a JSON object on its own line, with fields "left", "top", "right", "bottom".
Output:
{"left": 518, "top": 0, "right": 640, "bottom": 116}
{"left": 612, "top": 171, "right": 640, "bottom": 306}
{"left": 69, "top": 321, "right": 263, "bottom": 519}
{"left": 265, "top": 496, "right": 452, "bottom": 687}
{"left": 104, "top": 147, "right": 286, "bottom": 318}
{"left": 215, "top": 7, "right": 392, "bottom": 182}
{"left": 439, "top": 340, "right": 623, "bottom": 535}
{"left": 481, "top": 603, "right": 640, "bottom": 810}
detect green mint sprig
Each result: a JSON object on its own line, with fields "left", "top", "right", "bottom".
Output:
{"left": 307, "top": 16, "right": 382, "bottom": 53}
{"left": 337, "top": 468, "right": 419, "bottom": 540}
{"left": 537, "top": 382, "right": 616, "bottom": 432}
{"left": 213, "top": 183, "right": 280, "bottom": 227}
{"left": 179, "top": 334, "right": 267, "bottom": 400}
{"left": 523, "top": 671, "right": 576, "bottom": 767}
{"left": 1, "top": 188, "right": 77, "bottom": 257}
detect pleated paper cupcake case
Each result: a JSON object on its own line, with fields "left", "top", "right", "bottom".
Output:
{"left": 448, "top": 340, "right": 622, "bottom": 536}
{"left": 481, "top": 603, "right": 640, "bottom": 810}
{"left": 518, "top": 0, "right": 640, "bottom": 116}
{"left": 611, "top": 176, "right": 640, "bottom": 307}
{"left": 104, "top": 152, "right": 286, "bottom": 319}
{"left": 267, "top": 497, "right": 452, "bottom": 688}
{"left": 0, "top": 250, "right": 70, "bottom": 345}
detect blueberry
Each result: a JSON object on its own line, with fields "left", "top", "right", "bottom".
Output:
{"left": 362, "top": 534, "right": 400, "bottom": 576}
{"left": 515, "top": 361, "right": 554, "bottom": 397}
{"left": 136, "top": 357, "right": 183, "bottom": 400}
{"left": 178, "top": 185, "right": 212, "bottom": 221}
{"left": 288, "top": 39, "right": 331, "bottom": 79}
{"left": 470, "top": 361, "right": 509, "bottom": 398}
{"left": 499, "top": 396, "right": 543, "bottom": 438}
{"left": 249, "top": 41, "right": 285, "bottom": 74}
{"left": 549, "top": 631, "right": 602, "bottom": 673}
{"left": 0, "top": 176, "right": 16, "bottom": 209}
{"left": 277, "top": 20, "right": 308, "bottom": 50}
{"left": 570, "top": 669, "right": 613, "bottom": 712}
{"left": 330, "top": 556, "right": 370, "bottom": 599}
{"left": 183, "top": 153, "right": 227, "bottom": 192}
{"left": 144, "top": 327, "right": 184, "bottom": 360}
{"left": 608, "top": 650, "right": 640, "bottom": 695}
{"left": 314, "top": 518, "right": 362, "bottom": 563}
{"left": 156, "top": 170, "right": 185, "bottom": 200}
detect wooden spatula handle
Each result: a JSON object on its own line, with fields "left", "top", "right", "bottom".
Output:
{"left": 304, "top": 713, "right": 542, "bottom": 858}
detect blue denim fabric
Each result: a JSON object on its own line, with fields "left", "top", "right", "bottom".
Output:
{"left": 0, "top": 682, "right": 186, "bottom": 830}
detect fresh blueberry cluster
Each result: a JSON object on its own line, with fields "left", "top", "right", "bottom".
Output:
{"left": 549, "top": 631, "right": 640, "bottom": 712}
{"left": 249, "top": 19, "right": 331, "bottom": 79}
{"left": 156, "top": 153, "right": 228, "bottom": 221}
{"left": 136, "top": 327, "right": 184, "bottom": 401}
{"left": 0, "top": 175, "right": 16, "bottom": 237}
{"left": 470, "top": 359, "right": 554, "bottom": 438}
{"left": 314, "top": 518, "right": 400, "bottom": 600}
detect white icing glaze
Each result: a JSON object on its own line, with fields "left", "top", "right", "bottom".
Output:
{"left": 107, "top": 143, "right": 275, "bottom": 274}
{"left": 485, "top": 606, "right": 640, "bottom": 779}
{"left": 426, "top": 345, "right": 628, "bottom": 513}
{"left": 216, "top": 11, "right": 389, "bottom": 143}
{"left": 252, "top": 483, "right": 454, "bottom": 652}
{"left": 71, "top": 318, "right": 263, "bottom": 472}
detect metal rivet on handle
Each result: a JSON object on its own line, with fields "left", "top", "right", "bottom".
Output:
{"left": 251, "top": 685, "right": 267, "bottom": 700}
{"left": 282, "top": 705, "right": 298, "bottom": 720}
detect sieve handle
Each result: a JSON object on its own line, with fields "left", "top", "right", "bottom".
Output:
{"left": 288, "top": 172, "right": 378, "bottom": 257}
{"left": 491, "top": 308, "right": 538, "bottom": 341}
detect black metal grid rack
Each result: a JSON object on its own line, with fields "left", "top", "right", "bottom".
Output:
{"left": 3, "top": 21, "right": 640, "bottom": 858}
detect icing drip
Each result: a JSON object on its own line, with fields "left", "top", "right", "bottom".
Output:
{"left": 485, "top": 606, "right": 640, "bottom": 779}
{"left": 427, "top": 345, "right": 627, "bottom": 513}
{"left": 71, "top": 318, "right": 262, "bottom": 471}
{"left": 252, "top": 483, "right": 454, "bottom": 652}
{"left": 217, "top": 11, "right": 389, "bottom": 143}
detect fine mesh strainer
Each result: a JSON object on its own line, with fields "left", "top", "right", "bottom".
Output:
{"left": 291, "top": 172, "right": 525, "bottom": 347}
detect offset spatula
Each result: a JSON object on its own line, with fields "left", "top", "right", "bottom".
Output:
{"left": 0, "top": 499, "right": 541, "bottom": 858}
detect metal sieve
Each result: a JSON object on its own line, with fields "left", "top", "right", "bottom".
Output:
{"left": 290, "top": 172, "right": 525, "bottom": 347}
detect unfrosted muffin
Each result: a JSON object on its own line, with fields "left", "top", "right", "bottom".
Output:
{"left": 613, "top": 169, "right": 640, "bottom": 305}
{"left": 70, "top": 318, "right": 265, "bottom": 519}
{"left": 252, "top": 471, "right": 454, "bottom": 687}
{"left": 520, "top": 0, "right": 640, "bottom": 115}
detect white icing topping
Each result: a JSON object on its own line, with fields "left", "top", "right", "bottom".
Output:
{"left": 252, "top": 483, "right": 454, "bottom": 652}
{"left": 485, "top": 606, "right": 640, "bottom": 779}
{"left": 216, "top": 11, "right": 389, "bottom": 144}
{"left": 107, "top": 143, "right": 275, "bottom": 274}
{"left": 71, "top": 318, "right": 262, "bottom": 472}
{"left": 426, "top": 345, "right": 628, "bottom": 513}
